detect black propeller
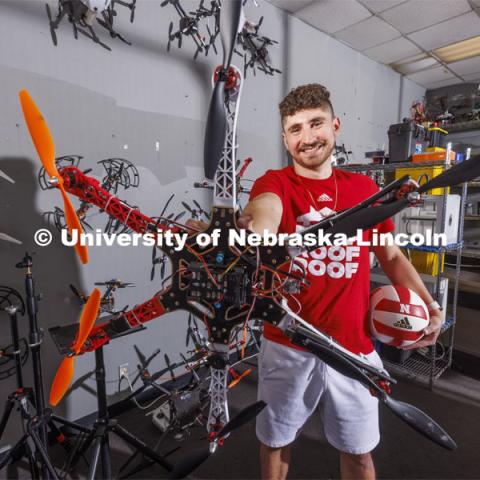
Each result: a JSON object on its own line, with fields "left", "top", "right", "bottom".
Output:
{"left": 45, "top": 3, "right": 58, "bottom": 46}
{"left": 296, "top": 335, "right": 456, "bottom": 451}
{"left": 130, "top": 0, "right": 136, "bottom": 23}
{"left": 170, "top": 400, "right": 267, "bottom": 478}
{"left": 203, "top": 0, "right": 243, "bottom": 180}
{"left": 327, "top": 156, "right": 480, "bottom": 239}
{"left": 167, "top": 21, "right": 174, "bottom": 51}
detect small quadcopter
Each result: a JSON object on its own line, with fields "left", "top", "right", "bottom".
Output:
{"left": 70, "top": 279, "right": 134, "bottom": 314}
{"left": 162, "top": 0, "right": 220, "bottom": 59}
{"left": 46, "top": 0, "right": 136, "bottom": 50}
{"left": 236, "top": 16, "right": 281, "bottom": 77}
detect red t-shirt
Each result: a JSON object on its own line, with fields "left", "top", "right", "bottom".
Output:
{"left": 250, "top": 165, "right": 394, "bottom": 355}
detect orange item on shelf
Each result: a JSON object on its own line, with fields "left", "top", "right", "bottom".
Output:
{"left": 412, "top": 151, "right": 456, "bottom": 163}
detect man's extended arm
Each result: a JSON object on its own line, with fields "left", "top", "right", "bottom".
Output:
{"left": 240, "top": 192, "right": 283, "bottom": 234}
{"left": 372, "top": 244, "right": 443, "bottom": 350}
{"left": 185, "top": 192, "right": 283, "bottom": 235}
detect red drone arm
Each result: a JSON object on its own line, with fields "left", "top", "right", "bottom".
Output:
{"left": 60, "top": 166, "right": 180, "bottom": 235}
{"left": 79, "top": 292, "right": 171, "bottom": 353}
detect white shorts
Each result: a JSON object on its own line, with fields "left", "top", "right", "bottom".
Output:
{"left": 256, "top": 338, "right": 383, "bottom": 455}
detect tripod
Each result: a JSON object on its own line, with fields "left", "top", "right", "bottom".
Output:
{"left": 0, "top": 255, "right": 92, "bottom": 479}
{"left": 0, "top": 304, "right": 58, "bottom": 479}
{"left": 62, "top": 342, "right": 174, "bottom": 479}
{"left": 48, "top": 319, "right": 174, "bottom": 479}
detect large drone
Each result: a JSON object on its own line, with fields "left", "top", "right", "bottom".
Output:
{"left": 46, "top": 0, "right": 136, "bottom": 50}
{"left": 20, "top": 0, "right": 480, "bottom": 476}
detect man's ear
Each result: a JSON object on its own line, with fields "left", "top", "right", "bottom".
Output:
{"left": 333, "top": 116, "right": 341, "bottom": 136}
{"left": 282, "top": 131, "right": 289, "bottom": 151}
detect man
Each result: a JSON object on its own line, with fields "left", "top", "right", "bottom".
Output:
{"left": 239, "top": 84, "right": 443, "bottom": 480}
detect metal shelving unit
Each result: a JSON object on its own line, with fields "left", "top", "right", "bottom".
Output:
{"left": 340, "top": 146, "right": 469, "bottom": 388}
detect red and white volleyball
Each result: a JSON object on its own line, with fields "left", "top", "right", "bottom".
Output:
{"left": 370, "top": 285, "right": 430, "bottom": 348}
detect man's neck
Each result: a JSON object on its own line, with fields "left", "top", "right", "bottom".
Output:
{"left": 293, "top": 158, "right": 333, "bottom": 179}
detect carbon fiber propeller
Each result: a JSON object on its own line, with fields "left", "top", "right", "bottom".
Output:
{"left": 328, "top": 155, "right": 480, "bottom": 238}
{"left": 204, "top": 0, "right": 243, "bottom": 180}
{"left": 170, "top": 401, "right": 266, "bottom": 478}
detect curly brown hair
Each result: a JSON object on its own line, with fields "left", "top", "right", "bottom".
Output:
{"left": 279, "top": 84, "right": 334, "bottom": 125}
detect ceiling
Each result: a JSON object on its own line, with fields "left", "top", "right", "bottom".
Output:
{"left": 267, "top": 0, "right": 480, "bottom": 90}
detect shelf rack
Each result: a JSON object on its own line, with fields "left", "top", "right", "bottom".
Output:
{"left": 340, "top": 145, "right": 469, "bottom": 388}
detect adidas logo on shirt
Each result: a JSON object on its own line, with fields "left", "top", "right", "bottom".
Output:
{"left": 393, "top": 317, "right": 413, "bottom": 330}
{"left": 317, "top": 193, "right": 332, "bottom": 202}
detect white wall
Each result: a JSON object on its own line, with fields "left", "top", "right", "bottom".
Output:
{"left": 0, "top": 0, "right": 424, "bottom": 434}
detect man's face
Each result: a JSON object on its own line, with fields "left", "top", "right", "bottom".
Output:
{"left": 282, "top": 107, "right": 340, "bottom": 170}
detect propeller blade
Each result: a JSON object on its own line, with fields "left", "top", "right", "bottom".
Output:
{"left": 203, "top": 0, "right": 242, "bottom": 179}
{"left": 19, "top": 89, "right": 88, "bottom": 264}
{"left": 418, "top": 155, "right": 480, "bottom": 194}
{"left": 218, "top": 400, "right": 266, "bottom": 438}
{"left": 384, "top": 396, "right": 457, "bottom": 451}
{"left": 204, "top": 79, "right": 227, "bottom": 179}
{"left": 60, "top": 188, "right": 88, "bottom": 264}
{"left": 49, "top": 356, "right": 75, "bottom": 406}
{"left": 69, "top": 284, "right": 83, "bottom": 300}
{"left": 19, "top": 90, "right": 57, "bottom": 179}
{"left": 174, "top": 211, "right": 186, "bottom": 221}
{"left": 325, "top": 198, "right": 409, "bottom": 240}
{"left": 169, "top": 447, "right": 210, "bottom": 479}
{"left": 219, "top": 0, "right": 243, "bottom": 69}
{"left": 228, "top": 368, "right": 252, "bottom": 389}
{"left": 72, "top": 288, "right": 101, "bottom": 353}
{"left": 50, "top": 288, "right": 101, "bottom": 406}
{"left": 130, "top": 0, "right": 136, "bottom": 22}
{"left": 160, "top": 193, "right": 175, "bottom": 217}
{"left": 301, "top": 337, "right": 371, "bottom": 384}
{"left": 299, "top": 337, "right": 456, "bottom": 451}
{"left": 160, "top": 259, "right": 166, "bottom": 279}
{"left": 181, "top": 201, "right": 193, "bottom": 214}
{"left": 150, "top": 266, "right": 155, "bottom": 281}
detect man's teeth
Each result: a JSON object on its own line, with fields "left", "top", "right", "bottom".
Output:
{"left": 302, "top": 144, "right": 323, "bottom": 152}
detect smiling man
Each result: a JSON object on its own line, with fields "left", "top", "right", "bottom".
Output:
{"left": 241, "top": 84, "right": 443, "bottom": 480}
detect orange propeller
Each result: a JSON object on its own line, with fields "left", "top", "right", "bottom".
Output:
{"left": 50, "top": 288, "right": 101, "bottom": 406}
{"left": 19, "top": 89, "right": 88, "bottom": 264}
{"left": 228, "top": 368, "right": 252, "bottom": 389}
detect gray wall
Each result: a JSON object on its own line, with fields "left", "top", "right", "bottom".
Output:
{"left": 0, "top": 0, "right": 424, "bottom": 440}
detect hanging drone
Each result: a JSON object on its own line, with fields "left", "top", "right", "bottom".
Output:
{"left": 46, "top": 0, "right": 136, "bottom": 50}
{"left": 161, "top": 0, "right": 220, "bottom": 59}
{"left": 236, "top": 16, "right": 281, "bottom": 77}
{"left": 162, "top": 0, "right": 280, "bottom": 76}
{"left": 20, "top": 1, "right": 478, "bottom": 476}
{"left": 40, "top": 156, "right": 140, "bottom": 235}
